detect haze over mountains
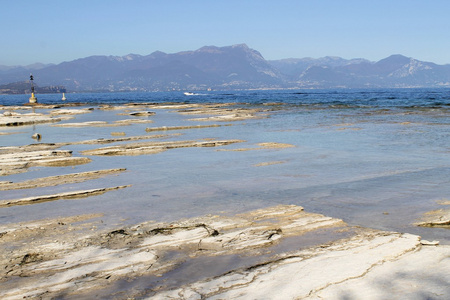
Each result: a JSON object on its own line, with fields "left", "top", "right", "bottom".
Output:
{"left": 1, "top": 44, "right": 450, "bottom": 93}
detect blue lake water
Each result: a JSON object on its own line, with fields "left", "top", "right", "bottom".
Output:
{"left": 1, "top": 89, "right": 449, "bottom": 243}
{"left": 2, "top": 88, "right": 450, "bottom": 107}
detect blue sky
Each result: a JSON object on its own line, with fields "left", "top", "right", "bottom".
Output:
{"left": 1, "top": 0, "right": 449, "bottom": 66}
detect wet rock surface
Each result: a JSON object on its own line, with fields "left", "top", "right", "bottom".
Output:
{"left": 0, "top": 185, "right": 130, "bottom": 207}
{"left": 0, "top": 112, "right": 62, "bottom": 126}
{"left": 0, "top": 149, "right": 91, "bottom": 175}
{"left": 0, "top": 205, "right": 347, "bottom": 299}
{"left": 0, "top": 168, "right": 126, "bottom": 191}
{"left": 0, "top": 205, "right": 448, "bottom": 300}
{"left": 152, "top": 232, "right": 449, "bottom": 300}
{"left": 416, "top": 200, "right": 450, "bottom": 228}
{"left": 81, "top": 139, "right": 245, "bottom": 156}
{"left": 145, "top": 124, "right": 229, "bottom": 132}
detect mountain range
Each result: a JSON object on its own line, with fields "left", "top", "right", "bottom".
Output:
{"left": 1, "top": 44, "right": 450, "bottom": 93}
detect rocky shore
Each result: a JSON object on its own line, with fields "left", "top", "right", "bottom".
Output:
{"left": 0, "top": 103, "right": 449, "bottom": 299}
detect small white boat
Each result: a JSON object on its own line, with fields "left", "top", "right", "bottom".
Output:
{"left": 184, "top": 92, "right": 195, "bottom": 96}
{"left": 62, "top": 93, "right": 67, "bottom": 101}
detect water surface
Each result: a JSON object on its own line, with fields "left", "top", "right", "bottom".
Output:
{"left": 1, "top": 89, "right": 449, "bottom": 243}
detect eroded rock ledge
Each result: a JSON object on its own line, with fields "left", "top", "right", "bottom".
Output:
{"left": 0, "top": 149, "right": 91, "bottom": 176}
{"left": 0, "top": 185, "right": 130, "bottom": 207}
{"left": 0, "top": 112, "right": 62, "bottom": 126}
{"left": 416, "top": 201, "right": 450, "bottom": 228}
{"left": 0, "top": 168, "right": 126, "bottom": 191}
{"left": 0, "top": 205, "right": 448, "bottom": 299}
{"left": 81, "top": 139, "right": 245, "bottom": 156}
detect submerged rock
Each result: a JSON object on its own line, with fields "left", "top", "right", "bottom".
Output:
{"left": 0, "top": 168, "right": 127, "bottom": 191}
{"left": 0, "top": 149, "right": 91, "bottom": 175}
{"left": 31, "top": 133, "right": 42, "bottom": 140}
{"left": 81, "top": 139, "right": 245, "bottom": 156}
{"left": 128, "top": 111, "right": 156, "bottom": 116}
{"left": 0, "top": 112, "right": 61, "bottom": 126}
{"left": 0, "top": 185, "right": 130, "bottom": 207}
{"left": 416, "top": 205, "right": 450, "bottom": 228}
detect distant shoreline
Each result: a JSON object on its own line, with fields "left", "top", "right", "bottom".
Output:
{"left": 2, "top": 85, "right": 450, "bottom": 96}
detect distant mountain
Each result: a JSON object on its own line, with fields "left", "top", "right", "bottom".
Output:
{"left": 0, "top": 44, "right": 282, "bottom": 92}
{"left": 268, "top": 56, "right": 371, "bottom": 77}
{"left": 1, "top": 45, "right": 449, "bottom": 92}
{"left": 270, "top": 54, "right": 450, "bottom": 88}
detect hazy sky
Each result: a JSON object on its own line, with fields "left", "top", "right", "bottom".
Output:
{"left": 1, "top": 0, "right": 449, "bottom": 66}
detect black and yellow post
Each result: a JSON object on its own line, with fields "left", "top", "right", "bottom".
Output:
{"left": 29, "top": 74, "right": 38, "bottom": 103}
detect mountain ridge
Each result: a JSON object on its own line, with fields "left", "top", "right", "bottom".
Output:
{"left": 1, "top": 44, "right": 449, "bottom": 92}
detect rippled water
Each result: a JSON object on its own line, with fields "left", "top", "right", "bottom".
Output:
{"left": 1, "top": 88, "right": 450, "bottom": 107}
{"left": 1, "top": 89, "right": 449, "bottom": 242}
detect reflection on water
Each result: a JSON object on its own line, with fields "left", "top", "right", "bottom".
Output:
{"left": 0, "top": 89, "right": 449, "bottom": 243}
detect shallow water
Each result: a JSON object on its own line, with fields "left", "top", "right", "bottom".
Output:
{"left": 1, "top": 89, "right": 449, "bottom": 243}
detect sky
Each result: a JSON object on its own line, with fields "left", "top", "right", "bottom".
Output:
{"left": 1, "top": 0, "right": 450, "bottom": 66}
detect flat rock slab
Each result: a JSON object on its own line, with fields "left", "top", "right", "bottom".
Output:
{"left": 0, "top": 149, "right": 91, "bottom": 175}
{"left": 127, "top": 111, "right": 156, "bottom": 116}
{"left": 0, "top": 133, "right": 174, "bottom": 154}
{"left": 81, "top": 139, "right": 245, "bottom": 156}
{"left": 145, "top": 124, "right": 229, "bottom": 132}
{"left": 0, "top": 143, "right": 62, "bottom": 154}
{"left": 52, "top": 121, "right": 110, "bottom": 127}
{"left": 416, "top": 207, "right": 450, "bottom": 228}
{"left": 0, "top": 185, "right": 130, "bottom": 207}
{"left": 0, "top": 168, "right": 126, "bottom": 191}
{"left": 114, "top": 119, "right": 154, "bottom": 124}
{"left": 152, "top": 233, "right": 449, "bottom": 300}
{"left": 0, "top": 205, "right": 448, "bottom": 299}
{"left": 0, "top": 113, "right": 61, "bottom": 126}
{"left": 50, "top": 108, "right": 93, "bottom": 115}
{"left": 176, "top": 107, "right": 268, "bottom": 122}
{"left": 218, "top": 142, "right": 295, "bottom": 152}
{"left": 188, "top": 113, "right": 266, "bottom": 122}
{"left": 53, "top": 119, "right": 155, "bottom": 127}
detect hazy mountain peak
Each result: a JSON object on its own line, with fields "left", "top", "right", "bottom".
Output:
{"left": 231, "top": 43, "right": 250, "bottom": 49}
{"left": 107, "top": 54, "right": 142, "bottom": 62}
{"left": 197, "top": 45, "right": 221, "bottom": 53}
{"left": 149, "top": 51, "right": 167, "bottom": 58}
{"left": 197, "top": 44, "right": 250, "bottom": 51}
{"left": 377, "top": 54, "right": 411, "bottom": 65}
{"left": 322, "top": 56, "right": 343, "bottom": 60}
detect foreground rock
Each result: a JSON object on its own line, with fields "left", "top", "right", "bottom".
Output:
{"left": 152, "top": 233, "right": 449, "bottom": 300}
{"left": 0, "top": 205, "right": 448, "bottom": 299}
